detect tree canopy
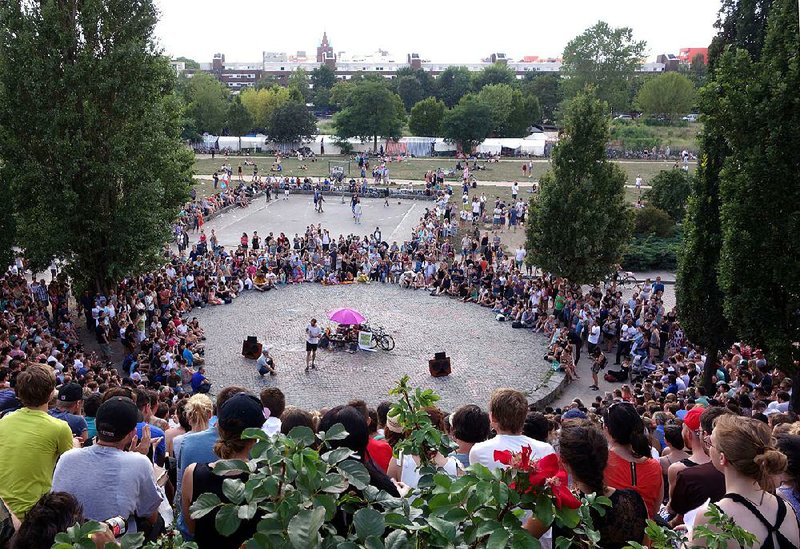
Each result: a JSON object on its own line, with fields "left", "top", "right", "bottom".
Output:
{"left": 525, "top": 92, "right": 632, "bottom": 283}
{"left": 184, "top": 72, "right": 229, "bottom": 134}
{"left": 644, "top": 169, "right": 693, "bottom": 221}
{"left": 332, "top": 80, "right": 406, "bottom": 151}
{"left": 0, "top": 0, "right": 193, "bottom": 292}
{"left": 409, "top": 97, "right": 446, "bottom": 137}
{"left": 635, "top": 72, "right": 696, "bottom": 120}
{"left": 441, "top": 94, "right": 492, "bottom": 153}
{"left": 269, "top": 101, "right": 318, "bottom": 143}
{"left": 435, "top": 66, "right": 472, "bottom": 108}
{"left": 561, "top": 21, "right": 647, "bottom": 113}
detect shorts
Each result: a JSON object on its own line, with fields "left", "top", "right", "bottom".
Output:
{"left": 591, "top": 362, "right": 603, "bottom": 374}
{"left": 306, "top": 342, "right": 318, "bottom": 352}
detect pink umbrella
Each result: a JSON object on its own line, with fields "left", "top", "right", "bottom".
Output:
{"left": 327, "top": 307, "right": 366, "bottom": 325}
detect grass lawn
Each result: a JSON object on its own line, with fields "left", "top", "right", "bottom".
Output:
{"left": 193, "top": 155, "right": 695, "bottom": 187}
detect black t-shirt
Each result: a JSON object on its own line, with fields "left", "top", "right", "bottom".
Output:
{"left": 670, "top": 461, "right": 726, "bottom": 515}
{"left": 192, "top": 464, "right": 258, "bottom": 549}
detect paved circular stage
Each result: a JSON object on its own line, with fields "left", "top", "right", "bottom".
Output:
{"left": 193, "top": 283, "right": 551, "bottom": 411}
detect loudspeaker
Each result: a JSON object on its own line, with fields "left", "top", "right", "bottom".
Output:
{"left": 434, "top": 351, "right": 447, "bottom": 360}
{"left": 429, "top": 357, "right": 451, "bottom": 377}
{"left": 241, "top": 337, "right": 262, "bottom": 359}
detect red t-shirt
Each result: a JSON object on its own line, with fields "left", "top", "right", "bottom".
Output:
{"left": 604, "top": 450, "right": 663, "bottom": 518}
{"left": 367, "top": 437, "right": 392, "bottom": 473}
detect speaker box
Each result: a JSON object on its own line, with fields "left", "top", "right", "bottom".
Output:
{"left": 429, "top": 357, "right": 451, "bottom": 377}
{"left": 241, "top": 338, "right": 262, "bottom": 359}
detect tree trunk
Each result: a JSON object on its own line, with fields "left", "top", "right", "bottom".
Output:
{"left": 790, "top": 369, "right": 800, "bottom": 413}
{"left": 701, "top": 343, "right": 719, "bottom": 396}
{"left": 373, "top": 134, "right": 377, "bottom": 154}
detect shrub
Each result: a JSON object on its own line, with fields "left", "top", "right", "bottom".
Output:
{"left": 633, "top": 206, "right": 675, "bottom": 237}
{"left": 622, "top": 232, "right": 683, "bottom": 271}
{"left": 644, "top": 169, "right": 692, "bottom": 221}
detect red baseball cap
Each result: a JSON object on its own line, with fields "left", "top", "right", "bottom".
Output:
{"left": 683, "top": 407, "right": 705, "bottom": 432}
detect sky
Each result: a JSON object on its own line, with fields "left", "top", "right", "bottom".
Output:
{"left": 153, "top": 0, "right": 722, "bottom": 64}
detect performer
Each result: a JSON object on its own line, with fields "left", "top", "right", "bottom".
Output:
{"left": 305, "top": 318, "right": 321, "bottom": 372}
{"left": 257, "top": 347, "right": 276, "bottom": 377}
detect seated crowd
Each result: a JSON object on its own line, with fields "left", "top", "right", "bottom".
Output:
{"left": 0, "top": 187, "right": 798, "bottom": 548}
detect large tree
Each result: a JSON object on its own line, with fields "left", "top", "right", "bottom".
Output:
{"left": 184, "top": 72, "right": 229, "bottom": 134}
{"left": 435, "top": 66, "right": 472, "bottom": 108}
{"left": 225, "top": 96, "right": 254, "bottom": 136}
{"left": 269, "top": 101, "right": 317, "bottom": 143}
{"left": 311, "top": 64, "right": 337, "bottom": 110}
{"left": 441, "top": 94, "right": 492, "bottom": 153}
{"left": 0, "top": 0, "right": 193, "bottom": 292}
{"left": 287, "top": 67, "right": 311, "bottom": 102}
{"left": 521, "top": 74, "right": 562, "bottom": 123}
{"left": 716, "top": 0, "right": 799, "bottom": 377}
{"left": 471, "top": 63, "right": 516, "bottom": 92}
{"left": 525, "top": 92, "right": 632, "bottom": 284}
{"left": 561, "top": 21, "right": 647, "bottom": 113}
{"left": 409, "top": 97, "right": 446, "bottom": 137}
{"left": 644, "top": 169, "right": 692, "bottom": 221}
{"left": 240, "top": 86, "right": 291, "bottom": 131}
{"left": 332, "top": 80, "right": 406, "bottom": 152}
{"left": 677, "top": 0, "right": 773, "bottom": 394}
{"left": 635, "top": 72, "right": 696, "bottom": 121}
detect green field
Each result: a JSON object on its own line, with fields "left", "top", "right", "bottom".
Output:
{"left": 193, "top": 155, "right": 695, "bottom": 186}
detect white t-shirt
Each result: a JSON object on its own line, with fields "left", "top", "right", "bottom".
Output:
{"left": 469, "top": 434, "right": 555, "bottom": 471}
{"left": 306, "top": 324, "right": 321, "bottom": 344}
{"left": 588, "top": 325, "right": 601, "bottom": 345}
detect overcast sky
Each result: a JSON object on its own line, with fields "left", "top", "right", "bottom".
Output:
{"left": 153, "top": 0, "right": 721, "bottom": 63}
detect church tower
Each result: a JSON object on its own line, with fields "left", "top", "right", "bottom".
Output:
{"left": 316, "top": 32, "right": 333, "bottom": 63}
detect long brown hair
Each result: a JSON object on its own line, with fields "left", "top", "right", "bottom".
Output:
{"left": 714, "top": 415, "right": 787, "bottom": 490}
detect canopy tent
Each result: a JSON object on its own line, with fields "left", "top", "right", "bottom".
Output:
{"left": 240, "top": 135, "right": 268, "bottom": 151}
{"left": 217, "top": 136, "right": 241, "bottom": 152}
{"left": 202, "top": 134, "right": 218, "bottom": 149}
{"left": 433, "top": 138, "right": 457, "bottom": 153}
{"left": 401, "top": 137, "right": 436, "bottom": 157}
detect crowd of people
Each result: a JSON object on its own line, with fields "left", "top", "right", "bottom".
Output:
{"left": 0, "top": 170, "right": 798, "bottom": 548}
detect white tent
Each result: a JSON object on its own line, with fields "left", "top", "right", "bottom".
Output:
{"left": 433, "top": 138, "right": 457, "bottom": 153}
{"left": 240, "top": 135, "right": 267, "bottom": 150}
{"left": 521, "top": 134, "right": 547, "bottom": 156}
{"left": 202, "top": 134, "right": 218, "bottom": 149}
{"left": 217, "top": 136, "right": 240, "bottom": 152}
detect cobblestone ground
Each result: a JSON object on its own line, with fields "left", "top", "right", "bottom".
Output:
{"left": 194, "top": 283, "right": 549, "bottom": 411}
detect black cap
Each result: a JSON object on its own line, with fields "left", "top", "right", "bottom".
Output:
{"left": 96, "top": 397, "right": 139, "bottom": 441}
{"left": 218, "top": 393, "right": 264, "bottom": 434}
{"left": 58, "top": 383, "right": 83, "bottom": 403}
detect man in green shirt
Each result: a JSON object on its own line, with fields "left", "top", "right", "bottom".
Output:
{"left": 0, "top": 363, "right": 74, "bottom": 518}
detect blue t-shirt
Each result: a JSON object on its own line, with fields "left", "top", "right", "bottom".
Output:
{"left": 85, "top": 417, "right": 97, "bottom": 439}
{"left": 182, "top": 348, "right": 194, "bottom": 367}
{"left": 135, "top": 422, "right": 166, "bottom": 464}
{"left": 48, "top": 409, "right": 88, "bottom": 438}
{"left": 191, "top": 372, "right": 206, "bottom": 392}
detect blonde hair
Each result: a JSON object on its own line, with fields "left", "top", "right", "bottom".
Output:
{"left": 714, "top": 415, "right": 787, "bottom": 490}
{"left": 184, "top": 394, "right": 213, "bottom": 429}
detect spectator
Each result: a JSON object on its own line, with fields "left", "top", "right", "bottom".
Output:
{"left": 690, "top": 415, "right": 800, "bottom": 547}
{"left": 776, "top": 434, "right": 800, "bottom": 520}
{"left": 51, "top": 396, "right": 163, "bottom": 535}
{"left": 260, "top": 387, "right": 285, "bottom": 437}
{"left": 449, "top": 404, "right": 490, "bottom": 468}
{"left": 0, "top": 364, "right": 73, "bottom": 519}
{"left": 48, "top": 382, "right": 88, "bottom": 444}
{"left": 348, "top": 399, "right": 392, "bottom": 473}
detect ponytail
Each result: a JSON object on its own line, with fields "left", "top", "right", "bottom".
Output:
{"left": 753, "top": 447, "right": 787, "bottom": 491}
{"left": 630, "top": 429, "right": 652, "bottom": 459}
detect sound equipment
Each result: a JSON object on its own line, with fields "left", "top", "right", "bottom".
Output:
{"left": 241, "top": 336, "right": 262, "bottom": 359}
{"left": 429, "top": 352, "right": 451, "bottom": 377}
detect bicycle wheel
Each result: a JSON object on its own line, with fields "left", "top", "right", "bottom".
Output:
{"left": 621, "top": 274, "right": 638, "bottom": 288}
{"left": 379, "top": 335, "right": 395, "bottom": 351}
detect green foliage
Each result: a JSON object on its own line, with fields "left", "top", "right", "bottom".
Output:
{"left": 633, "top": 206, "right": 675, "bottom": 237}
{"left": 173, "top": 56, "right": 201, "bottom": 70}
{"left": 561, "top": 21, "right": 647, "bottom": 113}
{"left": 714, "top": 0, "right": 800, "bottom": 372}
{"left": 393, "top": 68, "right": 435, "bottom": 112}
{"left": 609, "top": 122, "right": 662, "bottom": 150}
{"left": 627, "top": 505, "right": 758, "bottom": 549}
{"left": 225, "top": 96, "right": 254, "bottom": 136}
{"left": 435, "top": 66, "right": 472, "bottom": 108}
{"left": 475, "top": 85, "right": 541, "bottom": 138}
{"left": 240, "top": 86, "right": 293, "bottom": 131}
{"left": 287, "top": 68, "right": 311, "bottom": 103}
{"left": 471, "top": 64, "right": 516, "bottom": 91}
{"left": 521, "top": 74, "right": 562, "bottom": 123}
{"left": 0, "top": 0, "right": 193, "bottom": 292}
{"left": 635, "top": 72, "right": 696, "bottom": 121}
{"left": 525, "top": 92, "right": 632, "bottom": 284}
{"left": 333, "top": 80, "right": 406, "bottom": 151}
{"left": 644, "top": 169, "right": 692, "bottom": 221}
{"left": 441, "top": 94, "right": 492, "bottom": 152}
{"left": 622, "top": 233, "right": 682, "bottom": 271}
{"left": 269, "top": 101, "right": 317, "bottom": 143}
{"left": 184, "top": 72, "right": 230, "bottom": 134}
{"left": 311, "top": 64, "right": 337, "bottom": 91}
{"left": 409, "top": 97, "right": 446, "bottom": 137}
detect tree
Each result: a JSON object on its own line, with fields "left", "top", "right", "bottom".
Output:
{"left": 269, "top": 101, "right": 317, "bottom": 143}
{"left": 521, "top": 74, "right": 562, "bottom": 123}
{"left": 0, "top": 0, "right": 193, "bottom": 292}
{"left": 240, "top": 86, "right": 291, "bottom": 131}
{"left": 396, "top": 75, "right": 426, "bottom": 112}
{"left": 332, "top": 80, "right": 406, "bottom": 152}
{"left": 184, "top": 72, "right": 229, "bottom": 134}
{"left": 225, "top": 96, "right": 254, "bottom": 136}
{"left": 644, "top": 169, "right": 693, "bottom": 221}
{"left": 635, "top": 73, "right": 696, "bottom": 121}
{"left": 311, "top": 64, "right": 337, "bottom": 109}
{"left": 435, "top": 66, "right": 472, "bottom": 107}
{"left": 287, "top": 67, "right": 310, "bottom": 102}
{"left": 173, "top": 56, "right": 200, "bottom": 70}
{"left": 561, "top": 21, "right": 647, "bottom": 113}
{"left": 409, "top": 97, "right": 446, "bottom": 136}
{"left": 471, "top": 63, "right": 516, "bottom": 92}
{"left": 676, "top": 0, "right": 773, "bottom": 394}
{"left": 476, "top": 84, "right": 515, "bottom": 136}
{"left": 441, "top": 94, "right": 492, "bottom": 153}
{"left": 525, "top": 92, "right": 632, "bottom": 284}
{"left": 715, "top": 0, "right": 799, "bottom": 379}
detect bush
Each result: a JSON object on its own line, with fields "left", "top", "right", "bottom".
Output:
{"left": 644, "top": 169, "right": 692, "bottom": 221}
{"left": 622, "top": 232, "right": 683, "bottom": 271}
{"left": 642, "top": 117, "right": 688, "bottom": 127}
{"left": 633, "top": 206, "right": 675, "bottom": 237}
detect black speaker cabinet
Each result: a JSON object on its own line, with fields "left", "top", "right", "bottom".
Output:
{"left": 241, "top": 337, "right": 262, "bottom": 359}
{"left": 429, "top": 357, "right": 452, "bottom": 377}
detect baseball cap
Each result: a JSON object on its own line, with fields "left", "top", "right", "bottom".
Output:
{"left": 562, "top": 409, "right": 587, "bottom": 420}
{"left": 58, "top": 383, "right": 83, "bottom": 402}
{"left": 96, "top": 397, "right": 139, "bottom": 441}
{"left": 683, "top": 407, "right": 704, "bottom": 432}
{"left": 218, "top": 393, "right": 265, "bottom": 434}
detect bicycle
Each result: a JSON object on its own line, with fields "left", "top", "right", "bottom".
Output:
{"left": 363, "top": 325, "right": 395, "bottom": 351}
{"left": 603, "top": 270, "right": 639, "bottom": 290}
